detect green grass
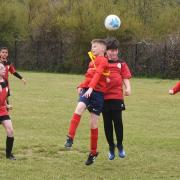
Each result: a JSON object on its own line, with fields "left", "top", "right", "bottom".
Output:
{"left": 0, "top": 72, "right": 180, "bottom": 180}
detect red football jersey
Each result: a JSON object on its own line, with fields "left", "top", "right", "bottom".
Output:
{"left": 0, "top": 80, "right": 9, "bottom": 116}
{"left": 172, "top": 81, "right": 180, "bottom": 94}
{"left": 104, "top": 61, "right": 132, "bottom": 100}
{"left": 3, "top": 60, "right": 16, "bottom": 81}
{"left": 79, "top": 56, "right": 109, "bottom": 93}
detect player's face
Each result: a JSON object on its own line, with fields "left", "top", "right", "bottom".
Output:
{"left": 0, "top": 49, "right": 8, "bottom": 60}
{"left": 0, "top": 64, "right": 5, "bottom": 77}
{"left": 106, "top": 49, "right": 119, "bottom": 61}
{"left": 91, "top": 43, "right": 105, "bottom": 56}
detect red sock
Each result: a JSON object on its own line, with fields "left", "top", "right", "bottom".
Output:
{"left": 90, "top": 128, "right": 98, "bottom": 155}
{"left": 68, "top": 113, "right": 81, "bottom": 139}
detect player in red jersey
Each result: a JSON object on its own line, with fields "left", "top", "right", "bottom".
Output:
{"left": 169, "top": 81, "right": 180, "bottom": 95}
{"left": 0, "top": 63, "right": 16, "bottom": 160}
{"left": 102, "top": 37, "right": 132, "bottom": 160}
{"left": 64, "top": 39, "right": 108, "bottom": 165}
{"left": 0, "top": 47, "right": 26, "bottom": 104}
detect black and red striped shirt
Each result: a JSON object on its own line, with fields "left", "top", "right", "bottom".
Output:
{"left": 0, "top": 79, "right": 8, "bottom": 116}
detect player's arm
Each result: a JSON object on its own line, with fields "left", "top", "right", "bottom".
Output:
{"left": 169, "top": 81, "right": 180, "bottom": 95}
{"left": 12, "top": 72, "right": 26, "bottom": 85}
{"left": 121, "top": 62, "right": 132, "bottom": 96}
{"left": 83, "top": 58, "right": 107, "bottom": 98}
{"left": 123, "top": 79, "right": 131, "bottom": 96}
{"left": 5, "top": 101, "right": 13, "bottom": 110}
{"left": 88, "top": 57, "right": 107, "bottom": 89}
{"left": 9, "top": 64, "right": 26, "bottom": 85}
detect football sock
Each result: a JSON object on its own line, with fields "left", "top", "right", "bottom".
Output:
{"left": 90, "top": 128, "right": 98, "bottom": 155}
{"left": 68, "top": 113, "right": 81, "bottom": 139}
{"left": 6, "top": 136, "right": 14, "bottom": 157}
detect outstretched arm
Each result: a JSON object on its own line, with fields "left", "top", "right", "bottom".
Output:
{"left": 13, "top": 72, "right": 26, "bottom": 85}
{"left": 9, "top": 63, "right": 26, "bottom": 85}
{"left": 169, "top": 81, "right": 180, "bottom": 95}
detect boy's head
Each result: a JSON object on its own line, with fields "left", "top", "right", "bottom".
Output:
{"left": 0, "top": 47, "right": 8, "bottom": 60}
{"left": 105, "top": 37, "right": 119, "bottom": 50}
{"left": 91, "top": 39, "right": 107, "bottom": 56}
{"left": 105, "top": 37, "right": 119, "bottom": 60}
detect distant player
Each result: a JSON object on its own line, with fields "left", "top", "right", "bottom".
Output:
{"left": 0, "top": 47, "right": 26, "bottom": 104}
{"left": 102, "top": 37, "right": 132, "bottom": 160}
{"left": 64, "top": 39, "right": 108, "bottom": 165}
{"left": 169, "top": 81, "right": 180, "bottom": 95}
{"left": 0, "top": 63, "right": 16, "bottom": 160}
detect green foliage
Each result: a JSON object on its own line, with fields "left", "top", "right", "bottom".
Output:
{"left": 0, "top": 0, "right": 179, "bottom": 77}
{"left": 1, "top": 0, "right": 179, "bottom": 42}
{"left": 0, "top": 1, "right": 28, "bottom": 43}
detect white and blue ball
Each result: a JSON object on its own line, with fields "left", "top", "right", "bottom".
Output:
{"left": 104, "top": 15, "right": 121, "bottom": 30}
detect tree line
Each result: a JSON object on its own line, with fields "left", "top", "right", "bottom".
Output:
{"left": 0, "top": 0, "right": 179, "bottom": 77}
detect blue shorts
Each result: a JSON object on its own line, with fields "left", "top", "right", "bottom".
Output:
{"left": 79, "top": 88, "right": 104, "bottom": 116}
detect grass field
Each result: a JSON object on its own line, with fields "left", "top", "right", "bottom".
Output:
{"left": 0, "top": 72, "right": 180, "bottom": 180}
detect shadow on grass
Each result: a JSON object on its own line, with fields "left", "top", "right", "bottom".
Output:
{"left": 11, "top": 144, "right": 89, "bottom": 160}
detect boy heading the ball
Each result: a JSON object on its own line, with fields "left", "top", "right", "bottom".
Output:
{"left": 64, "top": 39, "right": 108, "bottom": 165}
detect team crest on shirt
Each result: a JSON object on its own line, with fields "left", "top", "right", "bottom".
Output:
{"left": 6, "top": 87, "right": 8, "bottom": 92}
{"left": 117, "top": 63, "right": 121, "bottom": 69}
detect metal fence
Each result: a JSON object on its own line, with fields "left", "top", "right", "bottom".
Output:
{"left": 1, "top": 38, "right": 180, "bottom": 78}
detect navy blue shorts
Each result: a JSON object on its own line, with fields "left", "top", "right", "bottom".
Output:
{"left": 79, "top": 88, "right": 104, "bottom": 116}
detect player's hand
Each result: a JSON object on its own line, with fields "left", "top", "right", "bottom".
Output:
{"left": 21, "top": 78, "right": 26, "bottom": 85}
{"left": 106, "top": 77, "right": 110, "bottom": 83}
{"left": 0, "top": 85, "right": 2, "bottom": 92}
{"left": 124, "top": 89, "right": 131, "bottom": 96}
{"left": 77, "top": 87, "right": 83, "bottom": 95}
{"left": 83, "top": 88, "right": 93, "bottom": 98}
{"left": 169, "top": 89, "right": 174, "bottom": 95}
{"left": 7, "top": 104, "right": 13, "bottom": 110}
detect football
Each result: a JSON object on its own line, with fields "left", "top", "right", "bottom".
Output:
{"left": 104, "top": 14, "right": 121, "bottom": 30}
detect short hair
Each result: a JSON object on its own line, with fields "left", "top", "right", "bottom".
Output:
{"left": 105, "top": 37, "right": 119, "bottom": 50}
{"left": 0, "top": 47, "right": 8, "bottom": 51}
{"left": 91, "top": 39, "right": 107, "bottom": 47}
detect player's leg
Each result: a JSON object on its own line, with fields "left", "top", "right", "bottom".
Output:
{"left": 1, "top": 118, "right": 16, "bottom": 160}
{"left": 102, "top": 111, "right": 115, "bottom": 160}
{"left": 65, "top": 89, "right": 88, "bottom": 148}
{"left": 85, "top": 90, "right": 103, "bottom": 165}
{"left": 68, "top": 101, "right": 87, "bottom": 138}
{"left": 85, "top": 113, "right": 99, "bottom": 165}
{"left": 112, "top": 110, "right": 125, "bottom": 158}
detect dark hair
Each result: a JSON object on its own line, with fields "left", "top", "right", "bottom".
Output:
{"left": 105, "top": 37, "right": 119, "bottom": 50}
{"left": 91, "top": 39, "right": 107, "bottom": 47}
{"left": 0, "top": 47, "right": 8, "bottom": 51}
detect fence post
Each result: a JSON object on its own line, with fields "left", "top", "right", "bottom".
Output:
{"left": 36, "top": 41, "right": 39, "bottom": 69}
{"left": 134, "top": 43, "right": 138, "bottom": 75}
{"left": 163, "top": 41, "right": 167, "bottom": 76}
{"left": 14, "top": 40, "right": 17, "bottom": 67}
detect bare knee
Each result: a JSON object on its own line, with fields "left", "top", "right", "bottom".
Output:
{"left": 90, "top": 113, "right": 99, "bottom": 129}
{"left": 90, "top": 119, "right": 98, "bottom": 129}
{"left": 6, "top": 127, "right": 14, "bottom": 137}
{"left": 75, "top": 102, "right": 86, "bottom": 115}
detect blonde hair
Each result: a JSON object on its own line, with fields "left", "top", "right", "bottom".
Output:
{"left": 91, "top": 39, "right": 107, "bottom": 47}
